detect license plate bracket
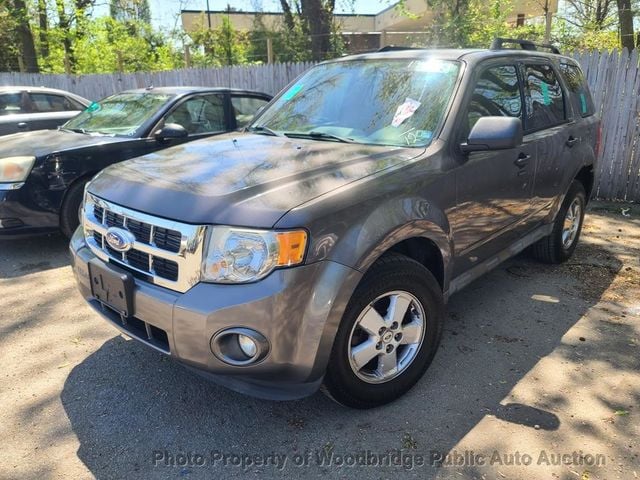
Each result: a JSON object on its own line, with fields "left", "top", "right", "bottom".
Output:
{"left": 88, "top": 259, "right": 135, "bottom": 317}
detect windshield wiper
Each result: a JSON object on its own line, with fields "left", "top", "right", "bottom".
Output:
{"left": 283, "top": 131, "right": 355, "bottom": 143}
{"left": 247, "top": 126, "right": 282, "bottom": 137}
{"left": 60, "top": 127, "right": 88, "bottom": 134}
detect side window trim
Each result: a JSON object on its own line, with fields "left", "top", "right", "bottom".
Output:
{"left": 519, "top": 60, "right": 569, "bottom": 133}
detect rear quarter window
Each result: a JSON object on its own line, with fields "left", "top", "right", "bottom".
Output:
{"left": 559, "top": 63, "right": 595, "bottom": 117}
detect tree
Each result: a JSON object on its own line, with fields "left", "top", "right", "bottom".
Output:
{"left": 616, "top": 0, "right": 635, "bottom": 50}
{"left": 190, "top": 14, "right": 250, "bottom": 66}
{"left": 9, "top": 0, "right": 39, "bottom": 72}
{"left": 279, "top": 0, "right": 338, "bottom": 60}
{"left": 110, "top": 0, "right": 151, "bottom": 23}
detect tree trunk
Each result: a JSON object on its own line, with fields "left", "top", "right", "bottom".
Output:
{"left": 300, "top": 0, "right": 334, "bottom": 61}
{"left": 12, "top": 0, "right": 39, "bottom": 72}
{"left": 55, "top": 0, "right": 76, "bottom": 73}
{"left": 616, "top": 0, "right": 635, "bottom": 51}
{"left": 38, "top": 0, "right": 49, "bottom": 59}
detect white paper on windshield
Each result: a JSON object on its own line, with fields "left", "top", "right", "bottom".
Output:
{"left": 392, "top": 98, "right": 421, "bottom": 127}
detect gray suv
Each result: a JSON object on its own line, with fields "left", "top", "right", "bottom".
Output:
{"left": 70, "top": 39, "right": 599, "bottom": 408}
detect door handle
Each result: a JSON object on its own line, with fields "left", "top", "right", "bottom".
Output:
{"left": 566, "top": 136, "right": 578, "bottom": 147}
{"left": 17, "top": 122, "right": 28, "bottom": 129}
{"left": 514, "top": 153, "right": 530, "bottom": 168}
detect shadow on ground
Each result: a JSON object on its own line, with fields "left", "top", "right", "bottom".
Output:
{"left": 58, "top": 241, "right": 628, "bottom": 479}
{"left": 0, "top": 233, "right": 69, "bottom": 279}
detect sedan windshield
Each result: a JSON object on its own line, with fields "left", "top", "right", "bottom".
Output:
{"left": 63, "top": 92, "right": 173, "bottom": 136}
{"left": 250, "top": 58, "right": 460, "bottom": 147}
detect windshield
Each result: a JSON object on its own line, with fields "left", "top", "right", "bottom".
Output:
{"left": 250, "top": 58, "right": 460, "bottom": 147}
{"left": 63, "top": 92, "right": 173, "bottom": 136}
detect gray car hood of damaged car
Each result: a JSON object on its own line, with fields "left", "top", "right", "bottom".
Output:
{"left": 87, "top": 132, "right": 425, "bottom": 228}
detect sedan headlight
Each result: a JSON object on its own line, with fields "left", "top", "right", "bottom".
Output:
{"left": 0, "top": 156, "right": 36, "bottom": 183}
{"left": 202, "top": 226, "right": 308, "bottom": 283}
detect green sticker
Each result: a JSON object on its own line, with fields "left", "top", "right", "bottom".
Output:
{"left": 86, "top": 101, "right": 101, "bottom": 112}
{"left": 283, "top": 84, "right": 303, "bottom": 101}
{"left": 540, "top": 83, "right": 550, "bottom": 105}
{"left": 580, "top": 93, "right": 587, "bottom": 114}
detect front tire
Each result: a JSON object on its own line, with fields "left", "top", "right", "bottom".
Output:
{"left": 323, "top": 253, "right": 444, "bottom": 408}
{"left": 530, "top": 180, "right": 586, "bottom": 264}
{"left": 60, "top": 180, "right": 88, "bottom": 239}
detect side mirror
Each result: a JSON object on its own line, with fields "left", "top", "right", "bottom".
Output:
{"left": 154, "top": 123, "right": 188, "bottom": 141}
{"left": 460, "top": 117, "right": 523, "bottom": 153}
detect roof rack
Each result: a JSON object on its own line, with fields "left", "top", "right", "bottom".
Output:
{"left": 490, "top": 37, "right": 561, "bottom": 55}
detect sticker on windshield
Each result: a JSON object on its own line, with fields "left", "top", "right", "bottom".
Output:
{"left": 580, "top": 93, "right": 587, "bottom": 114}
{"left": 86, "top": 102, "right": 101, "bottom": 112}
{"left": 283, "top": 84, "right": 303, "bottom": 101}
{"left": 392, "top": 98, "right": 421, "bottom": 127}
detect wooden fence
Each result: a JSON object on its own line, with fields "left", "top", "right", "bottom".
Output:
{"left": 1, "top": 52, "right": 639, "bottom": 201}
{"left": 573, "top": 49, "right": 640, "bottom": 201}
{"left": 0, "top": 62, "right": 315, "bottom": 100}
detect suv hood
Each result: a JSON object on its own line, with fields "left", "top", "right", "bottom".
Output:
{"left": 0, "top": 129, "right": 125, "bottom": 158}
{"left": 88, "top": 133, "right": 423, "bottom": 227}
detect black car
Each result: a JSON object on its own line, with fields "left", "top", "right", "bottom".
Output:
{"left": 0, "top": 87, "right": 272, "bottom": 237}
{"left": 0, "top": 86, "right": 90, "bottom": 136}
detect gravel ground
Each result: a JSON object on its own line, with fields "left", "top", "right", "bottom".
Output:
{"left": 1, "top": 202, "right": 639, "bottom": 480}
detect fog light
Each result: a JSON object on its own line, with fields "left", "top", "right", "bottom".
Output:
{"left": 238, "top": 334, "right": 257, "bottom": 358}
{"left": 211, "top": 327, "right": 269, "bottom": 366}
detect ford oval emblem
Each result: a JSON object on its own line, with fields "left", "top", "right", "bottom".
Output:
{"left": 105, "top": 227, "right": 136, "bottom": 253}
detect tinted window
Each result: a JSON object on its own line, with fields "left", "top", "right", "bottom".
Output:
{"left": 524, "top": 64, "right": 565, "bottom": 130}
{"left": 0, "top": 92, "right": 27, "bottom": 115}
{"left": 252, "top": 59, "right": 460, "bottom": 147}
{"left": 559, "top": 63, "right": 595, "bottom": 117}
{"left": 232, "top": 96, "right": 269, "bottom": 128}
{"left": 467, "top": 65, "right": 522, "bottom": 135}
{"left": 165, "top": 95, "right": 225, "bottom": 135}
{"left": 29, "top": 93, "right": 84, "bottom": 113}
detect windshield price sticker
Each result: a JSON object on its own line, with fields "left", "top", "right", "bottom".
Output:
{"left": 392, "top": 98, "right": 421, "bottom": 127}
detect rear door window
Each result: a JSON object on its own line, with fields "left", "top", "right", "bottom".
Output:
{"left": 29, "top": 93, "right": 84, "bottom": 112}
{"left": 466, "top": 65, "right": 523, "bottom": 136}
{"left": 523, "top": 63, "right": 566, "bottom": 131}
{"left": 559, "top": 63, "right": 595, "bottom": 117}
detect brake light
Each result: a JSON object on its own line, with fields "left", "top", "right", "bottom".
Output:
{"left": 594, "top": 123, "right": 602, "bottom": 158}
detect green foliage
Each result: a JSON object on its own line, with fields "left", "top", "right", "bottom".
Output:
{"left": 0, "top": 5, "right": 20, "bottom": 71}
{"left": 189, "top": 14, "right": 251, "bottom": 66}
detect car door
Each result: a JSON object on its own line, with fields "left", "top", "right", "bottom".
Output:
{"left": 450, "top": 62, "right": 537, "bottom": 267}
{"left": 26, "top": 92, "right": 86, "bottom": 131}
{"left": 230, "top": 94, "right": 271, "bottom": 129}
{"left": 519, "top": 61, "right": 572, "bottom": 218}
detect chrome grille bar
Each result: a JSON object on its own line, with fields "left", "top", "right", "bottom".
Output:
{"left": 83, "top": 193, "right": 207, "bottom": 293}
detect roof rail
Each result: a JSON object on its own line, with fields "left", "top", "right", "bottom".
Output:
{"left": 377, "top": 45, "right": 424, "bottom": 52}
{"left": 490, "top": 37, "right": 561, "bottom": 55}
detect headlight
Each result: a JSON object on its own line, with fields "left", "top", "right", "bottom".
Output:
{"left": 202, "top": 226, "right": 307, "bottom": 283}
{"left": 0, "top": 156, "right": 36, "bottom": 183}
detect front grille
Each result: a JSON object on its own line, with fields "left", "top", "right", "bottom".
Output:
{"left": 84, "top": 194, "right": 207, "bottom": 293}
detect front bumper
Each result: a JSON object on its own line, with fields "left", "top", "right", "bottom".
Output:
{"left": 70, "top": 228, "right": 362, "bottom": 400}
{"left": 0, "top": 188, "right": 58, "bottom": 237}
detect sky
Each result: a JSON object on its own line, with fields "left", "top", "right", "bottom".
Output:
{"left": 99, "top": 0, "right": 393, "bottom": 31}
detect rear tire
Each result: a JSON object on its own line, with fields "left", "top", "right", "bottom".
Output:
{"left": 60, "top": 180, "right": 88, "bottom": 239}
{"left": 323, "top": 253, "right": 444, "bottom": 409}
{"left": 530, "top": 180, "right": 586, "bottom": 264}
